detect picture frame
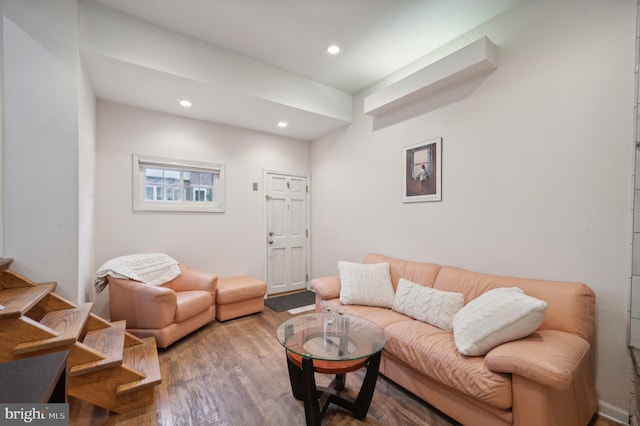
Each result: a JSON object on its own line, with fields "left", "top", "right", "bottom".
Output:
{"left": 403, "top": 138, "right": 442, "bottom": 203}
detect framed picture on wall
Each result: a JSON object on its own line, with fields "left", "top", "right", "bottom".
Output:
{"left": 403, "top": 138, "right": 442, "bottom": 203}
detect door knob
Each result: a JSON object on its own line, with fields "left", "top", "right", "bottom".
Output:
{"left": 268, "top": 232, "right": 274, "bottom": 236}
{"left": 268, "top": 239, "right": 274, "bottom": 245}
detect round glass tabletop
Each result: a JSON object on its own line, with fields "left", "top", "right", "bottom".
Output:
{"left": 276, "top": 312, "right": 385, "bottom": 362}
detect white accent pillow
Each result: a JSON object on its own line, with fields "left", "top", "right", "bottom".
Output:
{"left": 338, "top": 261, "right": 395, "bottom": 308}
{"left": 452, "top": 287, "right": 547, "bottom": 356}
{"left": 392, "top": 278, "right": 464, "bottom": 330}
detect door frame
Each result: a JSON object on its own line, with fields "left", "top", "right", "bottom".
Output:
{"left": 263, "top": 169, "right": 311, "bottom": 295}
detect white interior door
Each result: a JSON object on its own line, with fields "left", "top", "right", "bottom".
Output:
{"left": 266, "top": 173, "right": 308, "bottom": 295}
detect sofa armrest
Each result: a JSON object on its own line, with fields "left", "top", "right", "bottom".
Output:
{"left": 310, "top": 276, "right": 341, "bottom": 300}
{"left": 484, "top": 329, "right": 590, "bottom": 390}
{"left": 108, "top": 276, "right": 177, "bottom": 329}
{"left": 163, "top": 264, "right": 218, "bottom": 299}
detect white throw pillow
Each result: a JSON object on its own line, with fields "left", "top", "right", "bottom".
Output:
{"left": 338, "top": 261, "right": 395, "bottom": 308}
{"left": 452, "top": 287, "right": 547, "bottom": 356}
{"left": 392, "top": 278, "right": 464, "bottom": 330}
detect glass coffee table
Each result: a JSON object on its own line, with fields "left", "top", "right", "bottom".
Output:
{"left": 276, "top": 312, "right": 385, "bottom": 425}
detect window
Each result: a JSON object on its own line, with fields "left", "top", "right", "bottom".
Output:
{"left": 133, "top": 154, "right": 225, "bottom": 212}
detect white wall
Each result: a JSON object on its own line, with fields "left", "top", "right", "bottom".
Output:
{"left": 78, "top": 59, "right": 96, "bottom": 304}
{"left": 2, "top": 0, "right": 80, "bottom": 302}
{"left": 311, "top": 1, "right": 635, "bottom": 421}
{"left": 92, "top": 101, "right": 310, "bottom": 316}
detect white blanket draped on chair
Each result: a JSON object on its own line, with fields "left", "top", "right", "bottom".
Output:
{"left": 94, "top": 253, "right": 181, "bottom": 294}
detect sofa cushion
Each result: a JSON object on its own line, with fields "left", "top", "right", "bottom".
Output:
{"left": 216, "top": 275, "right": 267, "bottom": 304}
{"left": 452, "top": 287, "right": 547, "bottom": 356}
{"left": 332, "top": 302, "right": 411, "bottom": 329}
{"left": 338, "top": 261, "right": 395, "bottom": 308}
{"left": 175, "top": 290, "right": 214, "bottom": 323}
{"left": 384, "top": 320, "right": 512, "bottom": 409}
{"left": 363, "top": 253, "right": 441, "bottom": 290}
{"left": 434, "top": 266, "right": 595, "bottom": 342}
{"left": 392, "top": 278, "right": 464, "bottom": 331}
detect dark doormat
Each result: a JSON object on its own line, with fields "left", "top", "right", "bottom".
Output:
{"left": 265, "top": 290, "right": 316, "bottom": 312}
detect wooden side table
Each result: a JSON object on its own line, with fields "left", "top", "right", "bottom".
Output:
{"left": 276, "top": 313, "right": 386, "bottom": 425}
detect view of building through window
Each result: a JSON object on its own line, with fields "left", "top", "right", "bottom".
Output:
{"left": 133, "top": 154, "right": 225, "bottom": 213}
{"left": 144, "top": 168, "right": 215, "bottom": 203}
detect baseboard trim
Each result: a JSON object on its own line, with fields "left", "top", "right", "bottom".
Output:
{"left": 599, "top": 400, "right": 630, "bottom": 425}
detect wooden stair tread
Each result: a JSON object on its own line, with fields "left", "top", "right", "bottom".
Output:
{"left": 0, "top": 266, "right": 162, "bottom": 413}
{"left": 13, "top": 303, "right": 92, "bottom": 354}
{"left": 68, "top": 321, "right": 126, "bottom": 376}
{"left": 26, "top": 290, "right": 76, "bottom": 322}
{"left": 0, "top": 269, "right": 40, "bottom": 290}
{"left": 116, "top": 337, "right": 161, "bottom": 395}
{"left": 0, "top": 258, "right": 13, "bottom": 270}
{"left": 41, "top": 302, "right": 92, "bottom": 339}
{"left": 0, "top": 283, "right": 56, "bottom": 319}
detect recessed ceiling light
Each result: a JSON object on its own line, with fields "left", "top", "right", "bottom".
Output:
{"left": 178, "top": 99, "right": 192, "bottom": 107}
{"left": 327, "top": 44, "right": 341, "bottom": 55}
{"left": 277, "top": 121, "right": 288, "bottom": 128}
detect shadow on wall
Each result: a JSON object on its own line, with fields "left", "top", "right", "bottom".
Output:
{"left": 91, "top": 289, "right": 111, "bottom": 320}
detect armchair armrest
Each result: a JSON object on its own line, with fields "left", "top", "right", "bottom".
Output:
{"left": 108, "top": 276, "right": 177, "bottom": 329}
{"left": 484, "top": 329, "right": 590, "bottom": 390}
{"left": 163, "top": 264, "right": 218, "bottom": 299}
{"left": 310, "top": 275, "right": 341, "bottom": 300}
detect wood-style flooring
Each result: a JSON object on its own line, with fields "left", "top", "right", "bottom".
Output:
{"left": 69, "top": 307, "right": 457, "bottom": 425}
{"left": 69, "top": 307, "right": 623, "bottom": 426}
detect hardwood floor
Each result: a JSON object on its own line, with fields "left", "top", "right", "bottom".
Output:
{"left": 69, "top": 307, "right": 457, "bottom": 425}
{"left": 69, "top": 307, "right": 623, "bottom": 426}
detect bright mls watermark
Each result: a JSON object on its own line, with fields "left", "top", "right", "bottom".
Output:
{"left": 1, "top": 404, "right": 68, "bottom": 425}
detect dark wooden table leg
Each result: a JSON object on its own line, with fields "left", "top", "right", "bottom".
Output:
{"left": 286, "top": 352, "right": 303, "bottom": 400}
{"left": 286, "top": 350, "right": 382, "bottom": 424}
{"left": 301, "top": 356, "right": 322, "bottom": 426}
{"left": 353, "top": 351, "right": 381, "bottom": 419}
{"left": 334, "top": 373, "right": 346, "bottom": 391}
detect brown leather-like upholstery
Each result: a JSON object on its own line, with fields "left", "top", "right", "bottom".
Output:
{"left": 310, "top": 253, "right": 597, "bottom": 426}
{"left": 108, "top": 263, "right": 217, "bottom": 348}
{"left": 215, "top": 275, "right": 266, "bottom": 321}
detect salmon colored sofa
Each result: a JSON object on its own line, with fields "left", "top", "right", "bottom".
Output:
{"left": 108, "top": 263, "right": 217, "bottom": 348}
{"left": 310, "top": 253, "right": 597, "bottom": 426}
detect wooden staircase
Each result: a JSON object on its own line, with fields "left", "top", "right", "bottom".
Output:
{"left": 0, "top": 259, "right": 161, "bottom": 413}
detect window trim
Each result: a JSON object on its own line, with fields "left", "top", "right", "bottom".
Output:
{"left": 132, "top": 154, "right": 225, "bottom": 213}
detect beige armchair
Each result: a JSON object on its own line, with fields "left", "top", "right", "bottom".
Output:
{"left": 108, "top": 263, "right": 217, "bottom": 348}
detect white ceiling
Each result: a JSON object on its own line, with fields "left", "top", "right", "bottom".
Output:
{"left": 81, "top": 0, "right": 522, "bottom": 140}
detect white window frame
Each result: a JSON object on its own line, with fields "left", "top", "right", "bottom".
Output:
{"left": 192, "top": 187, "right": 207, "bottom": 201}
{"left": 132, "top": 154, "right": 225, "bottom": 213}
{"left": 145, "top": 185, "right": 161, "bottom": 201}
